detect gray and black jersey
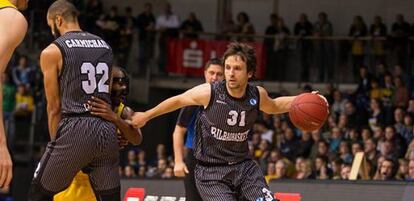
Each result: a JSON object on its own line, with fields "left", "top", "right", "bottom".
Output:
{"left": 53, "top": 31, "right": 113, "bottom": 115}
{"left": 194, "top": 80, "right": 260, "bottom": 164}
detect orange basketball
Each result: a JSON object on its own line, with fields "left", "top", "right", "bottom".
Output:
{"left": 289, "top": 93, "right": 329, "bottom": 131}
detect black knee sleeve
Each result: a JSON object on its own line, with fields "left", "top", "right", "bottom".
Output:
{"left": 27, "top": 182, "right": 54, "bottom": 201}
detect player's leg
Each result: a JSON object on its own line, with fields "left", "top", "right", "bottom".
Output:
{"left": 237, "top": 160, "right": 278, "bottom": 201}
{"left": 184, "top": 149, "right": 202, "bottom": 201}
{"left": 194, "top": 164, "right": 237, "bottom": 201}
{"left": 0, "top": 7, "right": 27, "bottom": 189}
{"left": 28, "top": 118, "right": 95, "bottom": 201}
{"left": 88, "top": 120, "right": 120, "bottom": 201}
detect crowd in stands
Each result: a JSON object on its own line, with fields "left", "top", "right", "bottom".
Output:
{"left": 6, "top": 0, "right": 414, "bottom": 182}
{"left": 26, "top": 0, "right": 414, "bottom": 82}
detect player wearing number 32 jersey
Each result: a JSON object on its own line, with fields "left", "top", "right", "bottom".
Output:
{"left": 28, "top": 1, "right": 120, "bottom": 201}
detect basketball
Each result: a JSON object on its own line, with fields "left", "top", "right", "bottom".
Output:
{"left": 289, "top": 93, "right": 329, "bottom": 131}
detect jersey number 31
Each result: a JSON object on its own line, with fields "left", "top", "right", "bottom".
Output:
{"left": 81, "top": 62, "right": 109, "bottom": 94}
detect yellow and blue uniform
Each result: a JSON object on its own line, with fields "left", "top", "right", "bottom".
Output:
{"left": 0, "top": 0, "right": 16, "bottom": 9}
{"left": 54, "top": 103, "right": 126, "bottom": 201}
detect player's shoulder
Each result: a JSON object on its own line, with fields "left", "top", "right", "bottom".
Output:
{"left": 41, "top": 43, "right": 61, "bottom": 59}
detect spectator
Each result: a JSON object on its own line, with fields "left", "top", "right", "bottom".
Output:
{"left": 394, "top": 107, "right": 405, "bottom": 134}
{"left": 12, "top": 55, "right": 33, "bottom": 87}
{"left": 400, "top": 114, "right": 413, "bottom": 143}
{"left": 14, "top": 84, "right": 34, "bottom": 118}
{"left": 391, "top": 14, "right": 410, "bottom": 70}
{"left": 98, "top": 6, "right": 122, "bottom": 53}
{"left": 294, "top": 13, "right": 313, "bottom": 81}
{"left": 265, "top": 162, "right": 277, "bottom": 183}
{"left": 275, "top": 159, "right": 288, "bottom": 179}
{"left": 374, "top": 158, "right": 397, "bottom": 180}
{"left": 384, "top": 126, "right": 405, "bottom": 158}
{"left": 393, "top": 64, "right": 413, "bottom": 97}
{"left": 180, "top": 12, "right": 203, "bottom": 39}
{"left": 117, "top": 6, "right": 135, "bottom": 67}
{"left": 155, "top": 158, "right": 168, "bottom": 178}
{"left": 329, "top": 127, "right": 343, "bottom": 153}
{"left": 297, "top": 131, "right": 313, "bottom": 158}
{"left": 393, "top": 77, "right": 410, "bottom": 107}
{"left": 256, "top": 139, "right": 271, "bottom": 171}
{"left": 137, "top": 150, "right": 147, "bottom": 168}
{"left": 136, "top": 2, "right": 155, "bottom": 75}
{"left": 311, "top": 155, "right": 332, "bottom": 179}
{"left": 370, "top": 16, "right": 387, "bottom": 66}
{"left": 344, "top": 101, "right": 367, "bottom": 129}
{"left": 217, "top": 12, "right": 236, "bottom": 40}
{"left": 314, "top": 12, "right": 334, "bottom": 82}
{"left": 162, "top": 167, "right": 174, "bottom": 179}
{"left": 407, "top": 159, "right": 414, "bottom": 181}
{"left": 364, "top": 138, "right": 379, "bottom": 167}
{"left": 396, "top": 158, "right": 409, "bottom": 180}
{"left": 295, "top": 159, "right": 312, "bottom": 179}
{"left": 368, "top": 98, "right": 386, "bottom": 130}
{"left": 351, "top": 142, "right": 363, "bottom": 157}
{"left": 349, "top": 15, "right": 368, "bottom": 78}
{"left": 331, "top": 158, "right": 343, "bottom": 180}
{"left": 264, "top": 13, "right": 279, "bottom": 80}
{"left": 345, "top": 128, "right": 360, "bottom": 143}
{"left": 379, "top": 140, "right": 397, "bottom": 160}
{"left": 156, "top": 3, "right": 180, "bottom": 73}
{"left": 254, "top": 120, "right": 274, "bottom": 144}
{"left": 273, "top": 17, "right": 290, "bottom": 81}
{"left": 361, "top": 127, "right": 373, "bottom": 141}
{"left": 340, "top": 164, "right": 352, "bottom": 180}
{"left": 124, "top": 165, "right": 136, "bottom": 178}
{"left": 280, "top": 127, "right": 298, "bottom": 160}
{"left": 235, "top": 12, "right": 255, "bottom": 42}
{"left": 338, "top": 141, "right": 353, "bottom": 163}
{"left": 331, "top": 89, "right": 347, "bottom": 117}
{"left": 126, "top": 150, "right": 139, "bottom": 171}
{"left": 137, "top": 166, "right": 147, "bottom": 178}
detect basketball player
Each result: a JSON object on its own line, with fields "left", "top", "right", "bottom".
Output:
{"left": 54, "top": 67, "right": 142, "bottom": 201}
{"left": 0, "top": 0, "right": 28, "bottom": 190}
{"left": 173, "top": 58, "right": 223, "bottom": 201}
{"left": 129, "top": 42, "right": 326, "bottom": 201}
{"left": 28, "top": 1, "right": 120, "bottom": 200}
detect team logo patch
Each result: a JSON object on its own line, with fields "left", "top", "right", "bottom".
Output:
{"left": 250, "top": 98, "right": 257, "bottom": 105}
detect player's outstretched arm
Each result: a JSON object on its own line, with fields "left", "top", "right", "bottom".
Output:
{"left": 40, "top": 44, "right": 62, "bottom": 140}
{"left": 173, "top": 124, "right": 189, "bottom": 177}
{"left": 258, "top": 86, "right": 296, "bottom": 114}
{"left": 129, "top": 83, "right": 211, "bottom": 128}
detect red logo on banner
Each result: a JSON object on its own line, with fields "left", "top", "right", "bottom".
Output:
{"left": 167, "top": 39, "right": 266, "bottom": 78}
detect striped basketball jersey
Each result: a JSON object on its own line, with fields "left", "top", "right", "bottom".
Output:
{"left": 195, "top": 81, "right": 259, "bottom": 164}
{"left": 53, "top": 31, "right": 113, "bottom": 115}
{"left": 0, "top": 0, "right": 15, "bottom": 9}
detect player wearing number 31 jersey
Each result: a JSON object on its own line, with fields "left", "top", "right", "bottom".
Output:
{"left": 28, "top": 1, "right": 120, "bottom": 201}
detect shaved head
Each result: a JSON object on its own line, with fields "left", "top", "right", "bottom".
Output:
{"left": 47, "top": 0, "right": 79, "bottom": 22}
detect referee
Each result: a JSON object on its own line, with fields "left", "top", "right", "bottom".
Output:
{"left": 172, "top": 58, "right": 223, "bottom": 201}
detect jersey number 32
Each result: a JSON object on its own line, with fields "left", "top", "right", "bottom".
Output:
{"left": 81, "top": 62, "right": 109, "bottom": 94}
